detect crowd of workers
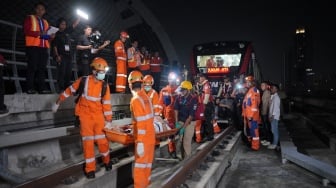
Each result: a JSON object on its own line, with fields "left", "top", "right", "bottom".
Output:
{"left": 0, "top": 2, "right": 281, "bottom": 187}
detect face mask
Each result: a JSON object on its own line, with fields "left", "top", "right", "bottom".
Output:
{"left": 95, "top": 72, "right": 105, "bottom": 80}
{"left": 144, "top": 86, "right": 151, "bottom": 92}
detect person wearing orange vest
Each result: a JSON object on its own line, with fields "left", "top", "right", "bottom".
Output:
{"left": 195, "top": 73, "right": 215, "bottom": 142}
{"left": 127, "top": 40, "right": 142, "bottom": 72}
{"left": 51, "top": 57, "right": 113, "bottom": 179}
{"left": 150, "top": 51, "right": 162, "bottom": 91}
{"left": 158, "top": 72, "right": 179, "bottom": 159}
{"left": 114, "top": 31, "right": 129, "bottom": 93}
{"left": 23, "top": 2, "right": 54, "bottom": 94}
{"left": 128, "top": 71, "right": 155, "bottom": 188}
{"left": 139, "top": 50, "right": 151, "bottom": 77}
{"left": 242, "top": 75, "right": 261, "bottom": 151}
{"left": 143, "top": 75, "right": 162, "bottom": 146}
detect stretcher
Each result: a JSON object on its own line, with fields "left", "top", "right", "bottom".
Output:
{"left": 104, "top": 125, "right": 178, "bottom": 145}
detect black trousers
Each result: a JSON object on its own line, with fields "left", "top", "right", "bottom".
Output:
{"left": 78, "top": 58, "right": 90, "bottom": 77}
{"left": 152, "top": 71, "right": 161, "bottom": 91}
{"left": 57, "top": 55, "right": 72, "bottom": 91}
{"left": 0, "top": 66, "right": 5, "bottom": 110}
{"left": 26, "top": 47, "right": 49, "bottom": 91}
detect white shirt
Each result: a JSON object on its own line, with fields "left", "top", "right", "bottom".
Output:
{"left": 269, "top": 92, "right": 281, "bottom": 120}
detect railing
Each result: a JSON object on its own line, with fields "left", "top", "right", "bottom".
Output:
{"left": 0, "top": 19, "right": 175, "bottom": 94}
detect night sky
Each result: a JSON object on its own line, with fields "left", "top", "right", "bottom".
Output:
{"left": 143, "top": 0, "right": 335, "bottom": 84}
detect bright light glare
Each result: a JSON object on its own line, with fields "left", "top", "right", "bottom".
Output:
{"left": 76, "top": 9, "right": 89, "bottom": 20}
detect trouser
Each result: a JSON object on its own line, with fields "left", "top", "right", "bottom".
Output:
{"left": 134, "top": 139, "right": 155, "bottom": 188}
{"left": 115, "top": 60, "right": 127, "bottom": 93}
{"left": 164, "top": 108, "right": 176, "bottom": 153}
{"left": 248, "top": 119, "right": 260, "bottom": 150}
{"left": 270, "top": 118, "right": 279, "bottom": 146}
{"left": 26, "top": 47, "right": 48, "bottom": 92}
{"left": 203, "top": 102, "right": 214, "bottom": 138}
{"left": 140, "top": 69, "right": 150, "bottom": 78}
{"left": 0, "top": 66, "right": 5, "bottom": 109}
{"left": 78, "top": 58, "right": 90, "bottom": 77}
{"left": 195, "top": 120, "right": 203, "bottom": 143}
{"left": 79, "top": 113, "right": 110, "bottom": 173}
{"left": 57, "top": 55, "right": 72, "bottom": 91}
{"left": 178, "top": 120, "right": 195, "bottom": 159}
{"left": 261, "top": 114, "right": 272, "bottom": 142}
{"left": 151, "top": 71, "right": 161, "bottom": 91}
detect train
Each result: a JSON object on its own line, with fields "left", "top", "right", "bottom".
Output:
{"left": 189, "top": 41, "right": 262, "bottom": 94}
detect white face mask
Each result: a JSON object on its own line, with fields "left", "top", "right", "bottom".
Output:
{"left": 144, "top": 86, "right": 151, "bottom": 92}
{"left": 95, "top": 72, "right": 105, "bottom": 80}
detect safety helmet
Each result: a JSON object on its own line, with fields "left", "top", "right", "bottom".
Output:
{"left": 180, "top": 81, "right": 193, "bottom": 90}
{"left": 245, "top": 75, "right": 254, "bottom": 81}
{"left": 120, "top": 31, "right": 129, "bottom": 38}
{"left": 128, "top": 70, "right": 143, "bottom": 84}
{"left": 90, "top": 57, "right": 108, "bottom": 71}
{"left": 143, "top": 75, "right": 154, "bottom": 86}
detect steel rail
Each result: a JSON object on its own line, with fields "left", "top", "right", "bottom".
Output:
{"left": 160, "top": 126, "right": 234, "bottom": 188}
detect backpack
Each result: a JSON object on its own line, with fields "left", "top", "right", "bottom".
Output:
{"left": 75, "top": 76, "right": 108, "bottom": 104}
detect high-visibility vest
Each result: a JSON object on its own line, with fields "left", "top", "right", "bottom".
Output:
{"left": 25, "top": 15, "right": 50, "bottom": 48}
{"left": 150, "top": 56, "right": 162, "bottom": 72}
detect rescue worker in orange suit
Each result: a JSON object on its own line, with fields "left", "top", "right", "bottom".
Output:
{"left": 150, "top": 51, "right": 162, "bottom": 92}
{"left": 114, "top": 31, "right": 129, "bottom": 93}
{"left": 242, "top": 75, "right": 261, "bottom": 150}
{"left": 143, "top": 75, "right": 162, "bottom": 146}
{"left": 128, "top": 71, "right": 155, "bottom": 188}
{"left": 24, "top": 2, "right": 54, "bottom": 94}
{"left": 195, "top": 73, "right": 215, "bottom": 142}
{"left": 174, "top": 81, "right": 198, "bottom": 159}
{"left": 51, "top": 57, "right": 113, "bottom": 178}
{"left": 158, "top": 72, "right": 179, "bottom": 158}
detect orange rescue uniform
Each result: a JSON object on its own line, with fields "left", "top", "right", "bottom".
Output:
{"left": 242, "top": 86, "right": 261, "bottom": 150}
{"left": 114, "top": 39, "right": 127, "bottom": 92}
{"left": 158, "top": 84, "right": 178, "bottom": 153}
{"left": 130, "top": 90, "right": 155, "bottom": 188}
{"left": 58, "top": 75, "right": 112, "bottom": 173}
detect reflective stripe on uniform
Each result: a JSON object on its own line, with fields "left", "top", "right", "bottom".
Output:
{"left": 138, "top": 129, "right": 146, "bottom": 135}
{"left": 116, "top": 73, "right": 127, "bottom": 77}
{"left": 134, "top": 162, "right": 152, "bottom": 168}
{"left": 103, "top": 100, "right": 111, "bottom": 104}
{"left": 82, "top": 136, "right": 95, "bottom": 141}
{"left": 101, "top": 151, "right": 109, "bottom": 157}
{"left": 85, "top": 157, "right": 95, "bottom": 163}
{"left": 116, "top": 85, "right": 126, "bottom": 89}
{"left": 104, "top": 111, "right": 113, "bottom": 116}
{"left": 94, "top": 134, "right": 106, "bottom": 140}
{"left": 117, "top": 57, "right": 126, "bottom": 60}
{"left": 252, "top": 137, "right": 260, "bottom": 140}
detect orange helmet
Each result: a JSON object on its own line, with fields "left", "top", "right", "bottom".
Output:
{"left": 128, "top": 70, "right": 143, "bottom": 84}
{"left": 245, "top": 75, "right": 254, "bottom": 82}
{"left": 90, "top": 57, "right": 108, "bottom": 71}
{"left": 120, "top": 31, "right": 129, "bottom": 38}
{"left": 143, "top": 75, "right": 154, "bottom": 86}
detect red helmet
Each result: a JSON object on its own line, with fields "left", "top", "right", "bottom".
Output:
{"left": 143, "top": 75, "right": 154, "bottom": 86}
{"left": 120, "top": 31, "right": 129, "bottom": 38}
{"left": 128, "top": 70, "right": 143, "bottom": 84}
{"left": 90, "top": 57, "right": 108, "bottom": 71}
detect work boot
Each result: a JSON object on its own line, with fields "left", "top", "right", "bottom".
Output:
{"left": 105, "top": 161, "right": 113, "bottom": 171}
{"left": 86, "top": 171, "right": 95, "bottom": 179}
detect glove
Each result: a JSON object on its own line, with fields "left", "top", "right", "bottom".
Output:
{"left": 175, "top": 122, "right": 182, "bottom": 129}
{"left": 179, "top": 127, "right": 185, "bottom": 135}
{"left": 51, "top": 102, "right": 59, "bottom": 113}
{"left": 136, "top": 142, "right": 144, "bottom": 157}
{"left": 104, "top": 121, "right": 113, "bottom": 129}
